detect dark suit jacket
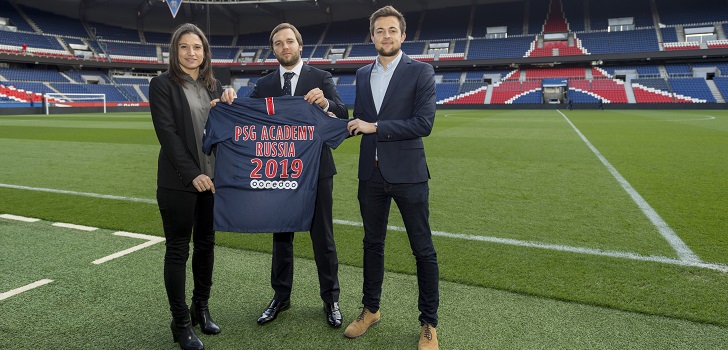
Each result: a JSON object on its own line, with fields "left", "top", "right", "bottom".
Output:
{"left": 353, "top": 53, "right": 436, "bottom": 183}
{"left": 249, "top": 64, "right": 348, "bottom": 179}
{"left": 150, "top": 72, "right": 223, "bottom": 192}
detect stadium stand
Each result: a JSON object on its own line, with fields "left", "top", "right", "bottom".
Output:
{"left": 418, "top": 6, "right": 470, "bottom": 40}
{"left": 471, "top": 2, "right": 524, "bottom": 37}
{"left": 589, "top": 0, "right": 653, "bottom": 30}
{"left": 712, "top": 77, "right": 728, "bottom": 100}
{"left": 656, "top": 0, "right": 728, "bottom": 26}
{"left": 668, "top": 77, "right": 716, "bottom": 102}
{"left": 1, "top": 0, "right": 728, "bottom": 107}
{"left": 578, "top": 29, "right": 659, "bottom": 54}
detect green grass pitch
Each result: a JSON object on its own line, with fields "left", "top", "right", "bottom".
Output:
{"left": 0, "top": 109, "right": 727, "bottom": 349}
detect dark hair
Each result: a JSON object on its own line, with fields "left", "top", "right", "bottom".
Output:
{"left": 167, "top": 23, "right": 217, "bottom": 92}
{"left": 269, "top": 23, "right": 303, "bottom": 50}
{"left": 369, "top": 5, "right": 406, "bottom": 36}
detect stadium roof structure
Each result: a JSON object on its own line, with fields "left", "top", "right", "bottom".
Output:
{"left": 10, "top": 0, "right": 506, "bottom": 35}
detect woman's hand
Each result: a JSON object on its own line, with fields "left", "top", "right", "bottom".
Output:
{"left": 192, "top": 174, "right": 215, "bottom": 193}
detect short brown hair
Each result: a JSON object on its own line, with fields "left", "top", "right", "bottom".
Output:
{"left": 167, "top": 23, "right": 217, "bottom": 92}
{"left": 269, "top": 23, "right": 303, "bottom": 50}
{"left": 369, "top": 5, "right": 406, "bottom": 36}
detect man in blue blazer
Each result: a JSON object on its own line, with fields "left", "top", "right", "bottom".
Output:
{"left": 247, "top": 23, "right": 348, "bottom": 328}
{"left": 344, "top": 6, "right": 439, "bottom": 350}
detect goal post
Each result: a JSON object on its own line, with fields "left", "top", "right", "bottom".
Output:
{"left": 44, "top": 93, "right": 107, "bottom": 114}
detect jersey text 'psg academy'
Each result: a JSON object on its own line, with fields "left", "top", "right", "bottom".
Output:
{"left": 203, "top": 96, "right": 349, "bottom": 233}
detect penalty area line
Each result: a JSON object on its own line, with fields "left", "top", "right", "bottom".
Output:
{"left": 0, "top": 279, "right": 54, "bottom": 301}
{"left": 92, "top": 231, "right": 165, "bottom": 265}
{"left": 0, "top": 212, "right": 164, "bottom": 265}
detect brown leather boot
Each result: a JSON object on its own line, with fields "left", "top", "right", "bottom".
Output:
{"left": 343, "top": 308, "right": 380, "bottom": 339}
{"left": 418, "top": 323, "right": 438, "bottom": 350}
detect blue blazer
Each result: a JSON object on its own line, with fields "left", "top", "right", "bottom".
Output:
{"left": 353, "top": 53, "right": 436, "bottom": 183}
{"left": 249, "top": 64, "right": 348, "bottom": 179}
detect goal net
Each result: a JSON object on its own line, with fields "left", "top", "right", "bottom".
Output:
{"left": 44, "top": 93, "right": 106, "bottom": 114}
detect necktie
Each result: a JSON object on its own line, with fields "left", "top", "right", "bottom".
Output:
{"left": 282, "top": 72, "right": 294, "bottom": 96}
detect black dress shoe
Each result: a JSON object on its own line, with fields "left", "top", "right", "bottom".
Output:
{"left": 170, "top": 320, "right": 204, "bottom": 350}
{"left": 324, "top": 301, "right": 343, "bottom": 328}
{"left": 191, "top": 300, "right": 221, "bottom": 335}
{"left": 257, "top": 298, "right": 290, "bottom": 324}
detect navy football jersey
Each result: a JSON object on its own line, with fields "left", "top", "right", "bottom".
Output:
{"left": 203, "top": 96, "right": 349, "bottom": 233}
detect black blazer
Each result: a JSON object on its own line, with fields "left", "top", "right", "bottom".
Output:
{"left": 249, "top": 64, "right": 348, "bottom": 179}
{"left": 150, "top": 72, "right": 223, "bottom": 192}
{"left": 353, "top": 54, "right": 436, "bottom": 183}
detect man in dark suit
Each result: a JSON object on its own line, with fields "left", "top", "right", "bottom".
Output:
{"left": 236, "top": 22, "right": 348, "bottom": 328}
{"left": 344, "top": 6, "right": 439, "bottom": 350}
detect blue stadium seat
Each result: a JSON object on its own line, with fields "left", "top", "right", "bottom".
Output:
{"left": 656, "top": 0, "right": 728, "bottom": 25}
{"left": 321, "top": 18, "right": 370, "bottom": 44}
{"left": 568, "top": 89, "right": 602, "bottom": 103}
{"left": 435, "top": 83, "right": 459, "bottom": 101}
{"left": 589, "top": 0, "right": 653, "bottom": 30}
{"left": 471, "top": 2, "right": 525, "bottom": 37}
{"left": 0, "top": 68, "right": 68, "bottom": 82}
{"left": 578, "top": 29, "right": 659, "bottom": 54}
{"left": 21, "top": 5, "right": 89, "bottom": 37}
{"left": 668, "top": 77, "right": 716, "bottom": 102}
{"left": 512, "top": 90, "right": 543, "bottom": 104}
{"left": 0, "top": 0, "right": 35, "bottom": 32}
{"left": 467, "top": 36, "right": 533, "bottom": 59}
{"left": 419, "top": 6, "right": 470, "bottom": 40}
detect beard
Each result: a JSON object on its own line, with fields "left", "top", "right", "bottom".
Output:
{"left": 376, "top": 45, "right": 400, "bottom": 57}
{"left": 276, "top": 51, "right": 300, "bottom": 67}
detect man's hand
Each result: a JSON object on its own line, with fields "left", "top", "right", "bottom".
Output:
{"left": 304, "top": 88, "right": 329, "bottom": 109}
{"left": 347, "top": 119, "right": 376, "bottom": 136}
{"left": 210, "top": 87, "right": 237, "bottom": 107}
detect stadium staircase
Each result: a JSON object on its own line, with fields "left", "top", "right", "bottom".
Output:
{"left": 705, "top": 80, "right": 725, "bottom": 103}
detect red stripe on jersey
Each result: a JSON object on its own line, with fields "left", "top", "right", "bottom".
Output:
{"left": 265, "top": 97, "right": 275, "bottom": 115}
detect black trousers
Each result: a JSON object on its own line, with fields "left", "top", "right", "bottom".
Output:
{"left": 357, "top": 168, "right": 439, "bottom": 326}
{"left": 157, "top": 187, "right": 215, "bottom": 322}
{"left": 271, "top": 176, "right": 340, "bottom": 304}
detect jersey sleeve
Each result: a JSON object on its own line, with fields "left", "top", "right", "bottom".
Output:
{"left": 306, "top": 102, "right": 350, "bottom": 149}
{"left": 202, "top": 103, "right": 234, "bottom": 155}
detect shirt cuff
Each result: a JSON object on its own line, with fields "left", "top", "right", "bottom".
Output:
{"left": 322, "top": 99, "right": 330, "bottom": 112}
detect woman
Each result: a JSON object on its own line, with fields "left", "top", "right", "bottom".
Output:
{"left": 149, "top": 23, "right": 222, "bottom": 350}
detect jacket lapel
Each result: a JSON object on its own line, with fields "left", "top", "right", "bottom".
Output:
{"left": 273, "top": 68, "right": 284, "bottom": 96}
{"left": 379, "top": 54, "right": 410, "bottom": 112}
{"left": 294, "top": 64, "right": 309, "bottom": 96}
{"left": 361, "top": 63, "right": 376, "bottom": 115}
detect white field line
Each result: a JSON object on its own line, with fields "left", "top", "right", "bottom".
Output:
{"left": 52, "top": 222, "right": 98, "bottom": 231}
{"left": 0, "top": 183, "right": 156, "bottom": 204}
{"left": 0, "top": 210, "right": 164, "bottom": 265}
{"left": 0, "top": 175, "right": 722, "bottom": 272}
{"left": 557, "top": 110, "right": 700, "bottom": 263}
{"left": 0, "top": 279, "right": 54, "bottom": 301}
{"left": 0, "top": 214, "right": 40, "bottom": 222}
{"left": 333, "top": 219, "right": 728, "bottom": 273}
{"left": 91, "top": 231, "right": 165, "bottom": 265}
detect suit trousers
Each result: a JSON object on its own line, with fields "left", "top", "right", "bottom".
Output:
{"left": 358, "top": 167, "right": 439, "bottom": 326}
{"left": 157, "top": 187, "right": 215, "bottom": 322}
{"left": 271, "top": 176, "right": 340, "bottom": 303}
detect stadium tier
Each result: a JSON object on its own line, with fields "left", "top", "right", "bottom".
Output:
{"left": 2, "top": 0, "right": 728, "bottom": 106}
